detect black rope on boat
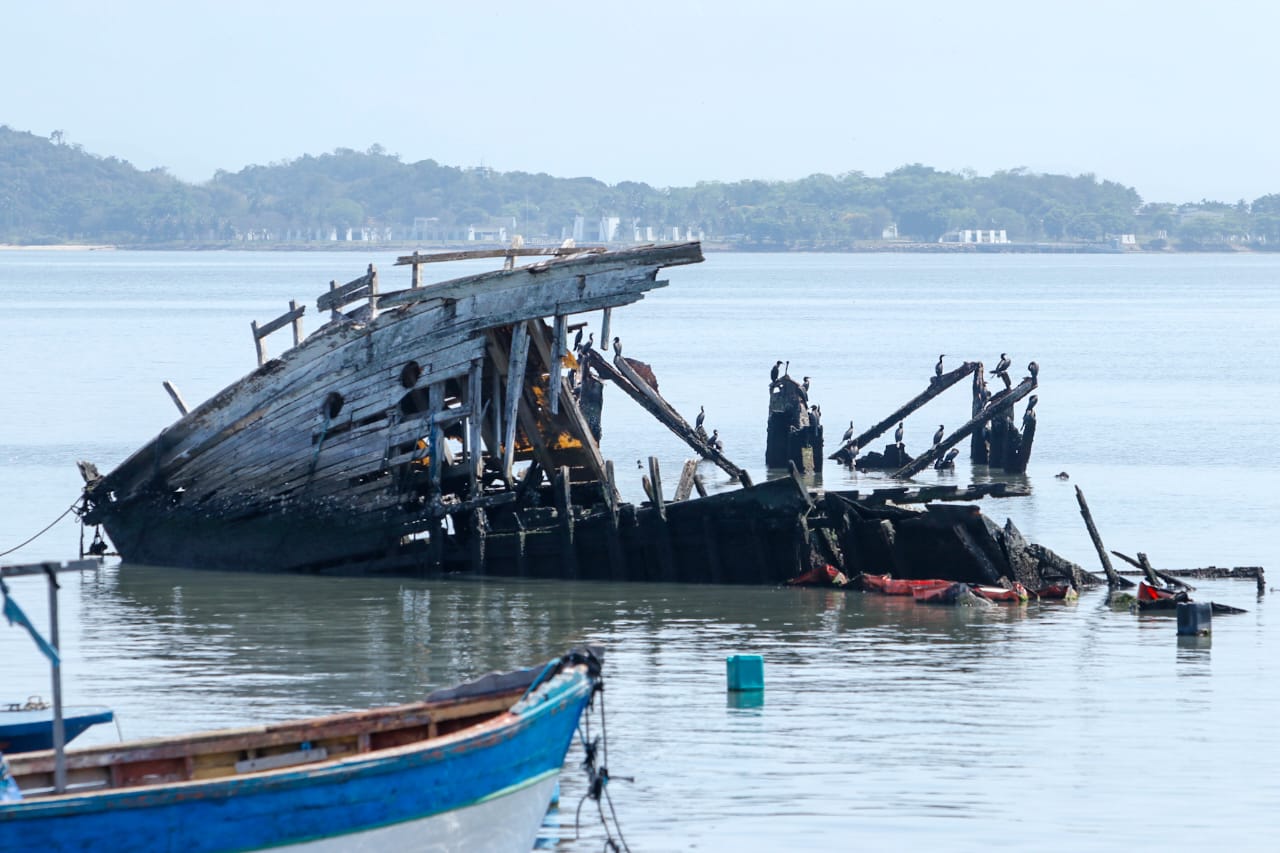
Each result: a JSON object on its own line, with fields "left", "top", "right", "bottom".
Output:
{"left": 573, "top": 665, "right": 633, "bottom": 853}
{"left": 0, "top": 498, "right": 80, "bottom": 558}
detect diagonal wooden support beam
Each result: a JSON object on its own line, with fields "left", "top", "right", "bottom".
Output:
{"left": 893, "top": 376, "right": 1037, "bottom": 478}
{"left": 583, "top": 348, "right": 745, "bottom": 481}
{"left": 830, "top": 361, "right": 980, "bottom": 460}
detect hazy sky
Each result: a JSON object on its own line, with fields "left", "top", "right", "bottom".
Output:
{"left": 6, "top": 0, "right": 1278, "bottom": 203}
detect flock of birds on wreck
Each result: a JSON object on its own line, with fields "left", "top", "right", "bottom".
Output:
{"left": 573, "top": 327, "right": 1036, "bottom": 474}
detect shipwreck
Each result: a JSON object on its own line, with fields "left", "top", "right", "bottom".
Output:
{"left": 77, "top": 242, "right": 1088, "bottom": 592}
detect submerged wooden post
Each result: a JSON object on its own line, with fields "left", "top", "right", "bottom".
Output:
{"left": 470, "top": 508, "right": 488, "bottom": 575}
{"left": 648, "top": 456, "right": 676, "bottom": 581}
{"left": 603, "top": 460, "right": 625, "bottom": 580}
{"left": 1075, "top": 486, "right": 1124, "bottom": 588}
{"left": 554, "top": 466, "right": 578, "bottom": 579}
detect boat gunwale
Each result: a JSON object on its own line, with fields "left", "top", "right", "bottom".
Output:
{"left": 2, "top": 664, "right": 594, "bottom": 815}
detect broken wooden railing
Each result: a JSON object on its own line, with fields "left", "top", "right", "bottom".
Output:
{"left": 317, "top": 264, "right": 378, "bottom": 322}
{"left": 395, "top": 246, "right": 608, "bottom": 285}
{"left": 582, "top": 347, "right": 746, "bottom": 481}
{"left": 893, "top": 375, "right": 1037, "bottom": 478}
{"left": 250, "top": 300, "right": 306, "bottom": 367}
{"left": 829, "top": 361, "right": 980, "bottom": 461}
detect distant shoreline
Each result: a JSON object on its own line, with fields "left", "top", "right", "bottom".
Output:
{"left": 0, "top": 244, "right": 116, "bottom": 251}
{"left": 0, "top": 241, "right": 1268, "bottom": 255}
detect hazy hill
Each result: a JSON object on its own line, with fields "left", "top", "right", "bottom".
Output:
{"left": 2, "top": 125, "right": 1276, "bottom": 249}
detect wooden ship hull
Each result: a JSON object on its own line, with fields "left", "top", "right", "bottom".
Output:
{"left": 78, "top": 241, "right": 1088, "bottom": 592}
{"left": 79, "top": 243, "right": 702, "bottom": 574}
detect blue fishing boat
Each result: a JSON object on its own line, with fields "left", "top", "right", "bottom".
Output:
{"left": 0, "top": 703, "right": 114, "bottom": 753}
{"left": 0, "top": 648, "right": 603, "bottom": 853}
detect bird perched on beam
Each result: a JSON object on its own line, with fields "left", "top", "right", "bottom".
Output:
{"left": 612, "top": 336, "right": 622, "bottom": 357}
{"left": 696, "top": 405, "right": 706, "bottom": 430}
{"left": 991, "top": 353, "right": 1011, "bottom": 375}
{"left": 842, "top": 420, "right": 855, "bottom": 442}
{"left": 894, "top": 421, "right": 905, "bottom": 446}
{"left": 935, "top": 354, "right": 945, "bottom": 378}
{"left": 933, "top": 424, "right": 945, "bottom": 446}
{"left": 573, "top": 327, "right": 584, "bottom": 351}
{"left": 935, "top": 447, "right": 960, "bottom": 469}
{"left": 1027, "top": 360, "right": 1039, "bottom": 380}
{"left": 770, "top": 360, "right": 783, "bottom": 384}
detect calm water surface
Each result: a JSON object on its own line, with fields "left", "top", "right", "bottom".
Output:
{"left": 2, "top": 250, "right": 1278, "bottom": 850}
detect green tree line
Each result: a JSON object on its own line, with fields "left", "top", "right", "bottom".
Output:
{"left": 2, "top": 125, "right": 1276, "bottom": 248}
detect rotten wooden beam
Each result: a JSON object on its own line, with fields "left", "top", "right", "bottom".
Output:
{"left": 393, "top": 246, "right": 608, "bottom": 266}
{"left": 582, "top": 348, "right": 745, "bottom": 481}
{"left": 893, "top": 376, "right": 1037, "bottom": 478}
{"left": 673, "top": 459, "right": 699, "bottom": 502}
{"left": 1074, "top": 486, "right": 1130, "bottom": 589}
{"left": 831, "top": 361, "right": 980, "bottom": 461}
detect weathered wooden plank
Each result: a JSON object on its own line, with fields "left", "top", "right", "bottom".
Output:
{"left": 502, "top": 324, "right": 530, "bottom": 479}
{"left": 162, "top": 380, "right": 189, "bottom": 416}
{"left": 467, "top": 359, "right": 483, "bottom": 497}
{"left": 254, "top": 301, "right": 307, "bottom": 341}
{"left": 673, "top": 459, "right": 698, "bottom": 502}
{"left": 317, "top": 265, "right": 376, "bottom": 312}
{"left": 394, "top": 246, "right": 607, "bottom": 266}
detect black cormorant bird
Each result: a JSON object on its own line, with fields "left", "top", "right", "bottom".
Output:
{"left": 710, "top": 429, "right": 723, "bottom": 452}
{"left": 582, "top": 332, "right": 594, "bottom": 353}
{"left": 1027, "top": 360, "right": 1039, "bottom": 380}
{"left": 612, "top": 336, "right": 622, "bottom": 357}
{"left": 802, "top": 376, "right": 811, "bottom": 394}
{"left": 695, "top": 406, "right": 705, "bottom": 430}
{"left": 573, "top": 327, "right": 583, "bottom": 350}
{"left": 894, "top": 421, "right": 904, "bottom": 446}
{"left": 770, "top": 360, "right": 783, "bottom": 384}
{"left": 935, "top": 354, "right": 945, "bottom": 378}
{"left": 1026, "top": 394, "right": 1039, "bottom": 413}
{"left": 842, "top": 420, "right": 855, "bottom": 442}
{"left": 937, "top": 447, "right": 960, "bottom": 468}
{"left": 991, "top": 353, "right": 1011, "bottom": 375}
{"left": 933, "top": 424, "right": 945, "bottom": 446}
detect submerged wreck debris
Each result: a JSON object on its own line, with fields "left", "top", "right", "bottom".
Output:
{"left": 76, "top": 242, "right": 1077, "bottom": 590}
{"left": 766, "top": 373, "right": 823, "bottom": 472}
{"left": 1074, "top": 486, "right": 1249, "bottom": 614}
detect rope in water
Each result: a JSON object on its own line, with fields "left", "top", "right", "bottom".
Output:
{"left": 0, "top": 499, "right": 80, "bottom": 559}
